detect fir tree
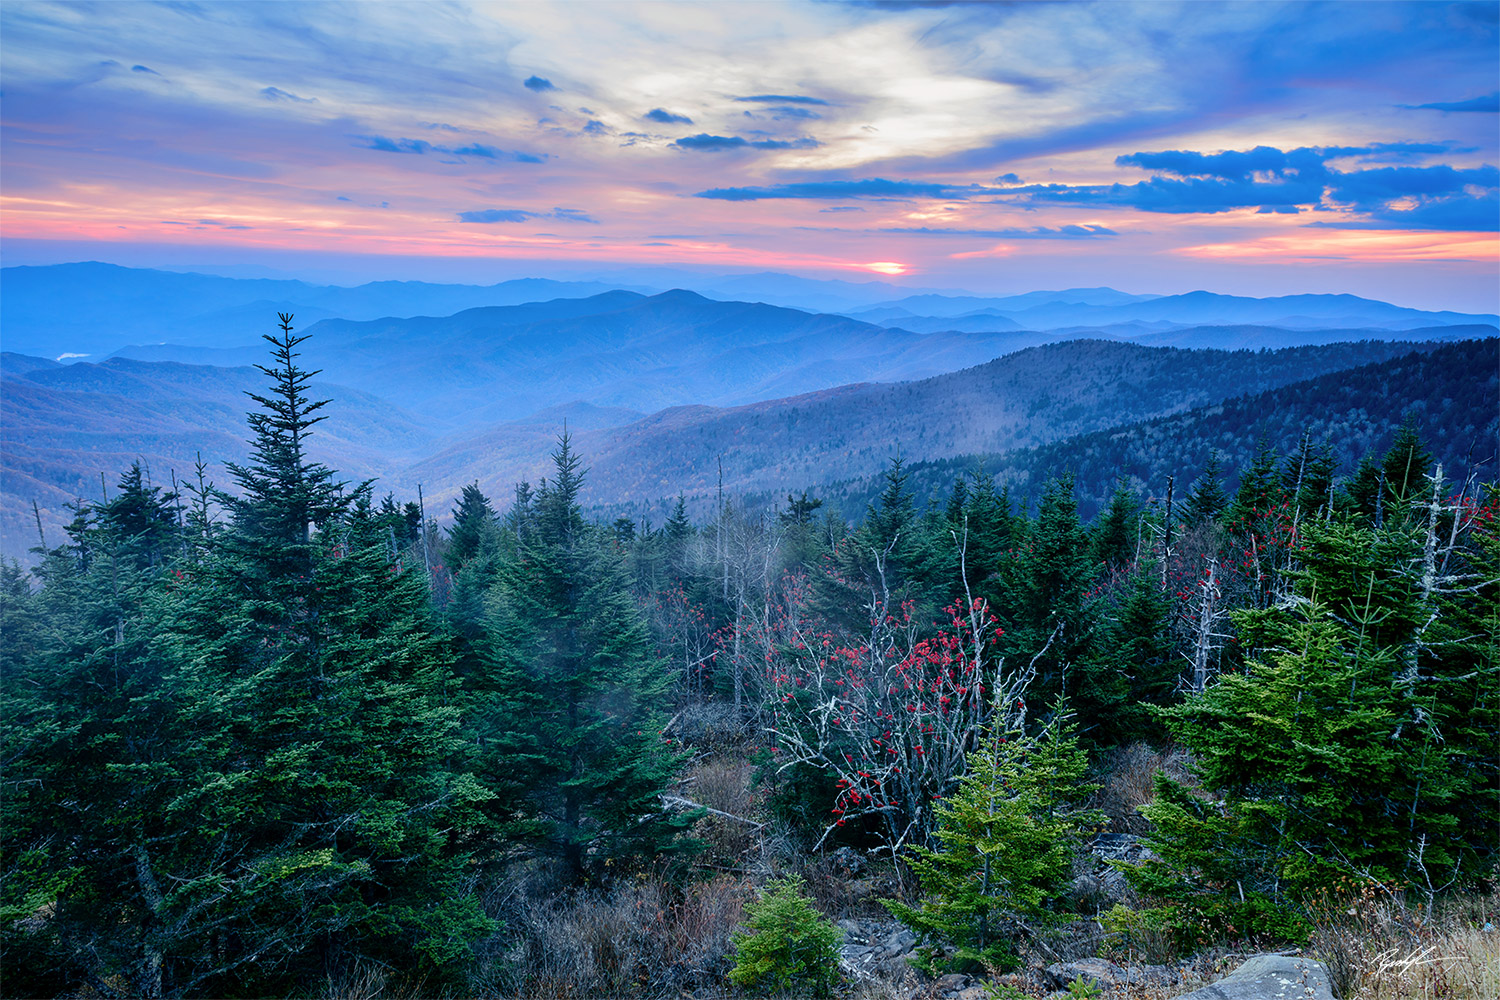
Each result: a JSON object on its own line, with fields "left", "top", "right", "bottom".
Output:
{"left": 447, "top": 480, "right": 498, "bottom": 570}
{"left": 729, "top": 876, "right": 843, "bottom": 997}
{"left": 884, "top": 710, "right": 1101, "bottom": 972}
{"left": 1381, "top": 415, "right": 1434, "bottom": 508}
{"left": 480, "top": 434, "right": 698, "bottom": 880}
{"left": 1183, "top": 450, "right": 1230, "bottom": 528}
{"left": 1091, "top": 479, "right": 1141, "bottom": 570}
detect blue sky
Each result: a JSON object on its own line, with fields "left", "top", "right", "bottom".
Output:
{"left": 2, "top": 0, "right": 1496, "bottom": 309}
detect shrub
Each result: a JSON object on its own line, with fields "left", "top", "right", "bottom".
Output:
{"left": 729, "top": 875, "right": 843, "bottom": 997}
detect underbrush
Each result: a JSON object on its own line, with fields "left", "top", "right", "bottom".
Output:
{"left": 1087, "top": 742, "right": 1193, "bottom": 836}
{"left": 484, "top": 871, "right": 753, "bottom": 998}
{"left": 1308, "top": 880, "right": 1499, "bottom": 1000}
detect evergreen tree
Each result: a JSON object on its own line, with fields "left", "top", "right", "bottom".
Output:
{"left": 729, "top": 876, "right": 843, "bottom": 997}
{"left": 884, "top": 711, "right": 1101, "bottom": 972}
{"left": 1091, "top": 479, "right": 1141, "bottom": 570}
{"left": 1183, "top": 451, "right": 1230, "bottom": 528}
{"left": 219, "top": 313, "right": 349, "bottom": 585}
{"left": 479, "top": 434, "right": 698, "bottom": 880}
{"left": 1280, "top": 435, "right": 1336, "bottom": 520}
{"left": 5, "top": 318, "right": 497, "bottom": 996}
{"left": 447, "top": 480, "right": 498, "bottom": 570}
{"left": 99, "top": 461, "right": 181, "bottom": 570}
{"left": 1381, "top": 415, "right": 1434, "bottom": 508}
{"left": 1129, "top": 509, "right": 1496, "bottom": 945}
{"left": 1225, "top": 438, "right": 1281, "bottom": 530}
{"left": 1082, "top": 569, "right": 1177, "bottom": 743}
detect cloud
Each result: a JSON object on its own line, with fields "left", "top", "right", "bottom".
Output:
{"left": 673, "top": 133, "right": 819, "bottom": 152}
{"left": 1001, "top": 144, "right": 1499, "bottom": 231}
{"left": 645, "top": 108, "right": 693, "bottom": 124}
{"left": 880, "top": 224, "right": 1117, "bottom": 239}
{"left": 356, "top": 135, "right": 546, "bottom": 162}
{"left": 765, "top": 106, "right": 822, "bottom": 120}
{"left": 696, "top": 177, "right": 985, "bottom": 200}
{"left": 735, "top": 94, "right": 829, "bottom": 105}
{"left": 131, "top": 64, "right": 159, "bottom": 75}
{"left": 820, "top": 206, "right": 865, "bottom": 213}
{"left": 458, "top": 207, "right": 599, "bottom": 224}
{"left": 1409, "top": 92, "right": 1499, "bottom": 113}
{"left": 458, "top": 208, "right": 534, "bottom": 223}
{"left": 359, "top": 135, "right": 432, "bottom": 154}
{"left": 1115, "top": 145, "right": 1304, "bottom": 182}
{"left": 524, "top": 75, "right": 556, "bottom": 92}
{"left": 260, "top": 86, "right": 316, "bottom": 103}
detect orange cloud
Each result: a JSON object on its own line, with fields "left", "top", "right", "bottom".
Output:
{"left": 949, "top": 243, "right": 1015, "bottom": 259}
{"left": 1175, "top": 230, "right": 1499, "bottom": 263}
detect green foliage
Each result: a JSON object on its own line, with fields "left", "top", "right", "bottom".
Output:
{"left": 729, "top": 876, "right": 843, "bottom": 997}
{"left": 883, "top": 711, "right": 1102, "bottom": 973}
{"left": 1066, "top": 977, "right": 1103, "bottom": 999}
{"left": 1184, "top": 450, "right": 1230, "bottom": 527}
{"left": 477, "top": 432, "right": 699, "bottom": 879}
{"left": 1127, "top": 498, "right": 1498, "bottom": 950}
{"left": 447, "top": 480, "right": 498, "bottom": 570}
{"left": 1, "top": 319, "right": 495, "bottom": 996}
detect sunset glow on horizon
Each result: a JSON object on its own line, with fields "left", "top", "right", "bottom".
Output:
{"left": 1, "top": 1, "right": 1495, "bottom": 310}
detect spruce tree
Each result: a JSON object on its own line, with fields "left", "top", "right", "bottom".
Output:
{"left": 1130, "top": 507, "right": 1496, "bottom": 945}
{"left": 884, "top": 711, "right": 1101, "bottom": 972}
{"left": 1381, "top": 415, "right": 1434, "bottom": 508}
{"left": 1091, "top": 479, "right": 1141, "bottom": 570}
{"left": 1183, "top": 450, "right": 1229, "bottom": 527}
{"left": 479, "top": 434, "right": 697, "bottom": 880}
{"left": 447, "top": 480, "right": 498, "bottom": 570}
{"left": 123, "top": 318, "right": 491, "bottom": 994}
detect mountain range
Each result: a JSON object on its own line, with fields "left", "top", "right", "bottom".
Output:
{"left": 2, "top": 262, "right": 1496, "bottom": 557}
{"left": 6, "top": 262, "right": 1495, "bottom": 360}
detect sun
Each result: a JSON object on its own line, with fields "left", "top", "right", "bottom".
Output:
{"left": 864, "top": 261, "right": 907, "bottom": 275}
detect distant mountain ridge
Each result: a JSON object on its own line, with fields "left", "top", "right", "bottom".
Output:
{"left": 851, "top": 289, "right": 1496, "bottom": 334}
{"left": 0, "top": 262, "right": 656, "bottom": 357}
{"left": 6, "top": 262, "right": 1494, "bottom": 361}
{"left": 399, "top": 338, "right": 1457, "bottom": 522}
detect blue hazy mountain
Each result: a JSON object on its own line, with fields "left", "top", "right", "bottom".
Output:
{"left": 0, "top": 262, "right": 657, "bottom": 358}
{"left": 854, "top": 289, "right": 1496, "bottom": 332}
{"left": 111, "top": 290, "right": 1044, "bottom": 426}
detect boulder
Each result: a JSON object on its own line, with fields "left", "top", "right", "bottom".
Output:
{"left": 1046, "top": 957, "right": 1129, "bottom": 988}
{"left": 1169, "top": 954, "right": 1334, "bottom": 1000}
{"left": 934, "top": 972, "right": 971, "bottom": 994}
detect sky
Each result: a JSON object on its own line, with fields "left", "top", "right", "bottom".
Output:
{"left": 2, "top": 0, "right": 1497, "bottom": 311}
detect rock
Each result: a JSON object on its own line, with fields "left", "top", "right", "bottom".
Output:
{"left": 934, "top": 972, "right": 971, "bottom": 994}
{"left": 1168, "top": 954, "right": 1334, "bottom": 1000}
{"left": 828, "top": 845, "right": 868, "bottom": 876}
{"left": 880, "top": 927, "right": 918, "bottom": 956}
{"left": 1046, "top": 957, "right": 1129, "bottom": 988}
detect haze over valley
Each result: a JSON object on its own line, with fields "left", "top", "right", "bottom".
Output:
{"left": 5, "top": 262, "right": 1495, "bottom": 554}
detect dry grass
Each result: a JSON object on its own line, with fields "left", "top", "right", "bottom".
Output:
{"left": 321, "top": 960, "right": 438, "bottom": 1000}
{"left": 1088, "top": 742, "right": 1194, "bottom": 835}
{"left": 682, "top": 756, "right": 762, "bottom": 865}
{"left": 1309, "top": 882, "right": 1499, "bottom": 1000}
{"left": 490, "top": 872, "right": 752, "bottom": 998}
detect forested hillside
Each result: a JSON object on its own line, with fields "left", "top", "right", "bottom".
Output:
{"left": 820, "top": 338, "right": 1499, "bottom": 521}
{"left": 535, "top": 337, "right": 1460, "bottom": 520}
{"left": 3, "top": 322, "right": 1495, "bottom": 998}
